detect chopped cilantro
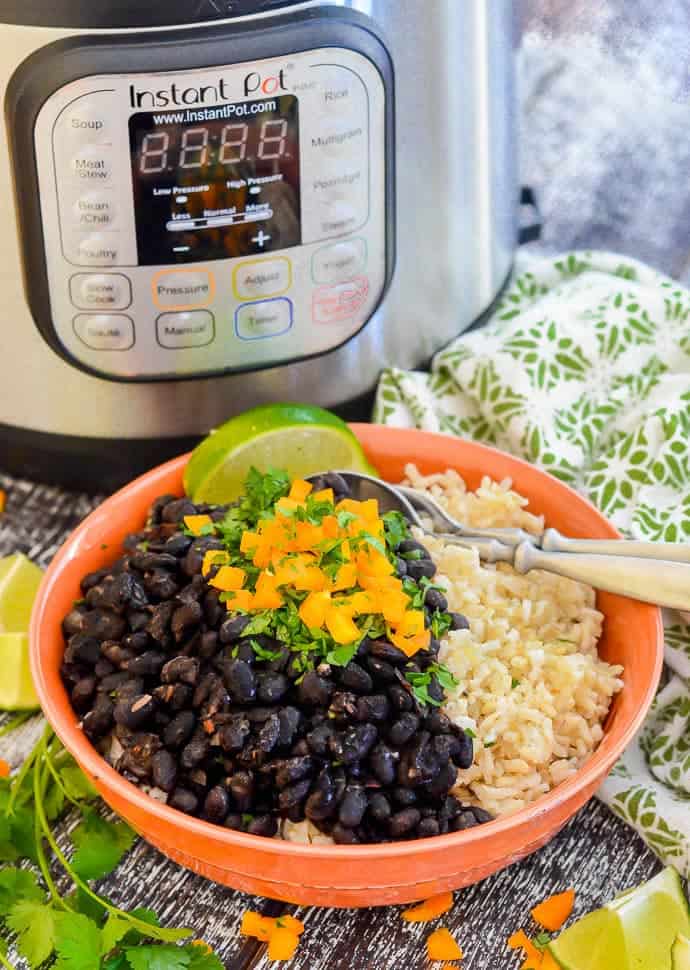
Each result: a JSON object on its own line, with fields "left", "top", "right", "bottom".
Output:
{"left": 511, "top": 677, "right": 521, "bottom": 689}
{"left": 381, "top": 510, "right": 409, "bottom": 550}
{"left": 249, "top": 639, "right": 283, "bottom": 662}
{"left": 534, "top": 932, "right": 552, "bottom": 951}
{"left": 326, "top": 642, "right": 360, "bottom": 667}
{"left": 464, "top": 728, "right": 477, "bottom": 738}
{"left": 484, "top": 739, "right": 496, "bottom": 748}
{"left": 430, "top": 611, "right": 452, "bottom": 639}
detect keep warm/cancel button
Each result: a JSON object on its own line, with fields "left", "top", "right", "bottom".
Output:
{"left": 156, "top": 311, "right": 215, "bottom": 349}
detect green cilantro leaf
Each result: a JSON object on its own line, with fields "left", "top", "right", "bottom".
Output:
{"left": 382, "top": 510, "right": 409, "bottom": 550}
{"left": 534, "top": 932, "right": 552, "bottom": 951}
{"left": 430, "top": 611, "right": 452, "bottom": 639}
{"left": 101, "top": 915, "right": 134, "bottom": 957}
{"left": 7, "top": 899, "right": 57, "bottom": 967}
{"left": 250, "top": 639, "right": 282, "bottom": 661}
{"left": 0, "top": 867, "right": 43, "bottom": 914}
{"left": 511, "top": 677, "right": 521, "bottom": 689}
{"left": 465, "top": 728, "right": 477, "bottom": 738}
{"left": 242, "top": 612, "right": 275, "bottom": 637}
{"left": 71, "top": 808, "right": 136, "bottom": 881}
{"left": 60, "top": 761, "right": 98, "bottom": 802}
{"left": 0, "top": 814, "right": 19, "bottom": 862}
{"left": 185, "top": 943, "right": 225, "bottom": 970}
{"left": 53, "top": 911, "right": 102, "bottom": 970}
{"left": 429, "top": 663, "right": 458, "bottom": 692}
{"left": 125, "top": 944, "right": 192, "bottom": 970}
{"left": 43, "top": 779, "right": 65, "bottom": 820}
{"left": 103, "top": 955, "right": 129, "bottom": 970}
{"left": 326, "top": 642, "right": 360, "bottom": 667}
{"left": 69, "top": 886, "right": 109, "bottom": 924}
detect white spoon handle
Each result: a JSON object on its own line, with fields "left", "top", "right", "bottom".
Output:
{"left": 541, "top": 528, "right": 690, "bottom": 563}
{"left": 514, "top": 543, "right": 690, "bottom": 610}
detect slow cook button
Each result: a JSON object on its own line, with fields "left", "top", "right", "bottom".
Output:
{"left": 73, "top": 314, "right": 134, "bottom": 351}
{"left": 235, "top": 298, "right": 293, "bottom": 340}
{"left": 69, "top": 145, "right": 113, "bottom": 182}
{"left": 152, "top": 270, "right": 215, "bottom": 309}
{"left": 232, "top": 257, "right": 292, "bottom": 300}
{"left": 312, "top": 238, "right": 367, "bottom": 284}
{"left": 312, "top": 277, "right": 370, "bottom": 324}
{"left": 156, "top": 311, "right": 215, "bottom": 349}
{"left": 70, "top": 273, "right": 132, "bottom": 311}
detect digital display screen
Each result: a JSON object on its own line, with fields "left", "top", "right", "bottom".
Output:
{"left": 129, "top": 95, "right": 300, "bottom": 265}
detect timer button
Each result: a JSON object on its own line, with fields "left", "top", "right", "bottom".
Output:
{"left": 312, "top": 239, "right": 367, "bottom": 285}
{"left": 69, "top": 145, "right": 113, "bottom": 183}
{"left": 74, "top": 234, "right": 120, "bottom": 267}
{"left": 235, "top": 298, "right": 293, "bottom": 340}
{"left": 73, "top": 314, "right": 134, "bottom": 351}
{"left": 152, "top": 270, "right": 215, "bottom": 310}
{"left": 73, "top": 193, "right": 118, "bottom": 230}
{"left": 233, "top": 257, "right": 292, "bottom": 301}
{"left": 156, "top": 311, "right": 215, "bottom": 349}
{"left": 70, "top": 273, "right": 131, "bottom": 311}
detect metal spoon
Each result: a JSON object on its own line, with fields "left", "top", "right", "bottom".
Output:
{"left": 398, "top": 483, "right": 690, "bottom": 563}
{"left": 310, "top": 471, "right": 690, "bottom": 611}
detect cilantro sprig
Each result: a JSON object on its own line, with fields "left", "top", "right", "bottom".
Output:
{"left": 405, "top": 663, "right": 459, "bottom": 708}
{"left": 0, "top": 724, "right": 222, "bottom": 970}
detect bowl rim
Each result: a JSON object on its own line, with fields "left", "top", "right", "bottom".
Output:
{"left": 30, "top": 425, "right": 664, "bottom": 860}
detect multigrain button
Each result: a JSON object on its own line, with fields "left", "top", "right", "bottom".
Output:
{"left": 156, "top": 311, "right": 215, "bottom": 349}
{"left": 73, "top": 314, "right": 134, "bottom": 351}
{"left": 70, "top": 145, "right": 113, "bottom": 182}
{"left": 76, "top": 234, "right": 120, "bottom": 266}
{"left": 70, "top": 274, "right": 131, "bottom": 311}
{"left": 152, "top": 270, "right": 215, "bottom": 310}
{"left": 235, "top": 298, "right": 293, "bottom": 340}
{"left": 233, "top": 257, "right": 291, "bottom": 300}
{"left": 312, "top": 238, "right": 367, "bottom": 284}
{"left": 73, "top": 193, "right": 118, "bottom": 230}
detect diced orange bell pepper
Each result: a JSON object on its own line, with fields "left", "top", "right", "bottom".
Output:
{"left": 358, "top": 573, "right": 403, "bottom": 593}
{"left": 294, "top": 521, "right": 324, "bottom": 552}
{"left": 531, "top": 889, "right": 575, "bottom": 932}
{"left": 356, "top": 547, "right": 394, "bottom": 577}
{"left": 0, "top": 490, "right": 5, "bottom": 515}
{"left": 336, "top": 498, "right": 363, "bottom": 517}
{"left": 209, "top": 565, "right": 246, "bottom": 591}
{"left": 0, "top": 759, "right": 10, "bottom": 778}
{"left": 225, "top": 589, "right": 253, "bottom": 611}
{"left": 329, "top": 562, "right": 358, "bottom": 592}
{"left": 275, "top": 915, "right": 305, "bottom": 936}
{"left": 321, "top": 514, "right": 339, "bottom": 538}
{"left": 312, "top": 488, "right": 335, "bottom": 504}
{"left": 240, "top": 530, "right": 261, "bottom": 554}
{"left": 252, "top": 573, "right": 283, "bottom": 609}
{"left": 427, "top": 927, "right": 463, "bottom": 961}
{"left": 289, "top": 478, "right": 313, "bottom": 502}
{"left": 350, "top": 590, "right": 379, "bottom": 615}
{"left": 401, "top": 891, "right": 454, "bottom": 923}
{"left": 325, "top": 608, "right": 361, "bottom": 644}
{"left": 202, "top": 549, "right": 230, "bottom": 576}
{"left": 507, "top": 930, "right": 542, "bottom": 968}
{"left": 240, "top": 911, "right": 275, "bottom": 942}
{"left": 184, "top": 514, "right": 213, "bottom": 536}
{"left": 294, "top": 566, "right": 327, "bottom": 592}
{"left": 380, "top": 589, "right": 411, "bottom": 625}
{"left": 267, "top": 927, "right": 300, "bottom": 961}
{"left": 276, "top": 496, "right": 302, "bottom": 514}
{"left": 540, "top": 952, "right": 560, "bottom": 970}
{"left": 299, "top": 590, "right": 332, "bottom": 629}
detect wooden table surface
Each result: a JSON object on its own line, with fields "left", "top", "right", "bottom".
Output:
{"left": 1, "top": 0, "right": 679, "bottom": 965}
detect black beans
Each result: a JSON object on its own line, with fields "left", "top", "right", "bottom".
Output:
{"left": 114, "top": 694, "right": 155, "bottom": 729}
{"left": 219, "top": 614, "right": 250, "bottom": 643}
{"left": 71, "top": 676, "right": 96, "bottom": 711}
{"left": 171, "top": 602, "right": 202, "bottom": 642}
{"left": 126, "top": 651, "right": 166, "bottom": 677}
{"left": 306, "top": 722, "right": 334, "bottom": 756}
{"left": 169, "top": 787, "right": 198, "bottom": 815}
{"left": 219, "top": 717, "right": 250, "bottom": 752}
{"left": 368, "top": 792, "right": 392, "bottom": 823}
{"left": 355, "top": 695, "right": 390, "bottom": 722}
{"left": 277, "top": 707, "right": 301, "bottom": 747}
{"left": 161, "top": 498, "right": 196, "bottom": 523}
{"left": 298, "top": 671, "right": 334, "bottom": 707}
{"left": 368, "top": 640, "right": 408, "bottom": 666}
{"left": 278, "top": 778, "right": 312, "bottom": 812}
{"left": 82, "top": 695, "right": 114, "bottom": 738}
{"left": 424, "top": 588, "right": 448, "bottom": 612}
{"left": 365, "top": 657, "right": 398, "bottom": 684}
{"left": 275, "top": 756, "right": 314, "bottom": 789}
{"left": 163, "top": 710, "right": 196, "bottom": 748}
{"left": 329, "top": 691, "right": 358, "bottom": 722}
{"left": 331, "top": 724, "right": 378, "bottom": 765}
{"left": 257, "top": 673, "right": 289, "bottom": 704}
{"left": 146, "top": 602, "right": 175, "bottom": 642}
{"left": 257, "top": 714, "right": 280, "bottom": 753}
{"left": 180, "top": 736, "right": 209, "bottom": 770}
{"left": 388, "top": 713, "right": 420, "bottom": 748}
{"left": 81, "top": 610, "right": 127, "bottom": 642}
{"left": 339, "top": 662, "right": 373, "bottom": 693}
{"left": 229, "top": 771, "right": 254, "bottom": 812}
{"left": 449, "top": 612, "right": 470, "bottom": 631}
{"left": 405, "top": 559, "right": 437, "bottom": 581}
{"left": 151, "top": 749, "right": 177, "bottom": 792}
{"left": 418, "top": 817, "right": 440, "bottom": 838}
{"left": 338, "top": 787, "right": 367, "bottom": 828}
{"left": 305, "top": 769, "right": 336, "bottom": 821}
{"left": 399, "top": 539, "right": 431, "bottom": 559}
{"left": 369, "top": 743, "right": 397, "bottom": 785}
{"left": 153, "top": 683, "right": 192, "bottom": 710}
{"left": 203, "top": 786, "right": 230, "bottom": 824}
{"left": 389, "top": 808, "right": 421, "bottom": 837}
{"left": 66, "top": 634, "right": 102, "bottom": 666}
{"left": 248, "top": 815, "right": 278, "bottom": 837}
{"left": 161, "top": 656, "right": 200, "bottom": 686}
{"left": 223, "top": 659, "right": 256, "bottom": 703}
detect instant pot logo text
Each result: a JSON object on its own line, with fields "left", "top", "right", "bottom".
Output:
{"left": 129, "top": 70, "right": 288, "bottom": 108}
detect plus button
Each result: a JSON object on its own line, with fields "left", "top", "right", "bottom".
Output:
{"left": 252, "top": 230, "right": 272, "bottom": 248}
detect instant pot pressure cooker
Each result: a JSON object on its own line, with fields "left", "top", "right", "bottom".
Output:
{"left": 0, "top": 0, "right": 524, "bottom": 490}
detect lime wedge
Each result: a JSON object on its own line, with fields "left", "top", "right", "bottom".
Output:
{"left": 0, "top": 633, "right": 39, "bottom": 709}
{"left": 549, "top": 868, "right": 690, "bottom": 970}
{"left": 672, "top": 935, "right": 690, "bottom": 970}
{"left": 184, "top": 403, "right": 376, "bottom": 504}
{"left": 0, "top": 554, "right": 44, "bottom": 633}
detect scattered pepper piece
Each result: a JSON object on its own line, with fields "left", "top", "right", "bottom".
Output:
{"left": 402, "top": 891, "right": 454, "bottom": 923}
{"left": 184, "top": 514, "right": 213, "bottom": 536}
{"left": 209, "top": 565, "right": 246, "bottom": 592}
{"left": 531, "top": 889, "right": 575, "bottom": 931}
{"left": 540, "top": 952, "right": 561, "bottom": 970}
{"left": 275, "top": 914, "right": 305, "bottom": 936}
{"left": 240, "top": 910, "right": 304, "bottom": 962}
{"left": 267, "top": 926, "right": 300, "bottom": 962}
{"left": 0, "top": 490, "right": 5, "bottom": 515}
{"left": 507, "top": 930, "right": 542, "bottom": 969}
{"left": 240, "top": 910, "right": 275, "bottom": 942}
{"left": 427, "top": 928, "right": 463, "bottom": 962}
{"left": 191, "top": 940, "right": 213, "bottom": 954}
{"left": 0, "top": 759, "right": 10, "bottom": 778}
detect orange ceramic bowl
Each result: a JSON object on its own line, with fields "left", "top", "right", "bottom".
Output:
{"left": 30, "top": 425, "right": 663, "bottom": 907}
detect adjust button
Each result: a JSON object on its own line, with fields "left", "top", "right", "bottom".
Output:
{"left": 152, "top": 269, "right": 215, "bottom": 310}
{"left": 73, "top": 314, "right": 134, "bottom": 351}
{"left": 156, "top": 311, "right": 215, "bottom": 349}
{"left": 312, "top": 238, "right": 367, "bottom": 285}
{"left": 70, "top": 273, "right": 131, "bottom": 311}
{"left": 235, "top": 298, "right": 293, "bottom": 340}
{"left": 233, "top": 257, "right": 292, "bottom": 300}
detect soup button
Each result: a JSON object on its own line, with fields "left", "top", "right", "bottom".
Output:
{"left": 73, "top": 314, "right": 134, "bottom": 351}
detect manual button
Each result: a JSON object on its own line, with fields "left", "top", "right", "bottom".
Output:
{"left": 156, "top": 311, "right": 215, "bottom": 349}
{"left": 73, "top": 314, "right": 134, "bottom": 351}
{"left": 70, "top": 274, "right": 131, "bottom": 311}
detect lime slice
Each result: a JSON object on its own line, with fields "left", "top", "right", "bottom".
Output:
{"left": 0, "top": 633, "right": 39, "bottom": 709}
{"left": 672, "top": 934, "right": 690, "bottom": 970}
{"left": 184, "top": 403, "right": 377, "bottom": 504}
{"left": 549, "top": 867, "right": 690, "bottom": 970}
{"left": 0, "top": 554, "right": 44, "bottom": 633}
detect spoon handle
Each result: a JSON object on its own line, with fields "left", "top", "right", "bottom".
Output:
{"left": 514, "top": 543, "right": 690, "bottom": 610}
{"left": 541, "top": 528, "right": 690, "bottom": 563}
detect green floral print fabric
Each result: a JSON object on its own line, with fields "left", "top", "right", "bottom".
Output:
{"left": 373, "top": 250, "right": 690, "bottom": 874}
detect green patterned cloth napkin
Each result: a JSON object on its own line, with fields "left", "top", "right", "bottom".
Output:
{"left": 373, "top": 250, "right": 690, "bottom": 874}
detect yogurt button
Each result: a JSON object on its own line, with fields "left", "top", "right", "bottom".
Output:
{"left": 73, "top": 193, "right": 118, "bottom": 230}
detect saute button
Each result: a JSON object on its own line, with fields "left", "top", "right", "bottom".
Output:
{"left": 235, "top": 298, "right": 293, "bottom": 340}
{"left": 233, "top": 257, "right": 292, "bottom": 300}
{"left": 312, "top": 239, "right": 367, "bottom": 284}
{"left": 69, "top": 146, "right": 113, "bottom": 182}
{"left": 152, "top": 270, "right": 214, "bottom": 309}
{"left": 73, "top": 192, "right": 118, "bottom": 230}
{"left": 73, "top": 314, "right": 134, "bottom": 351}
{"left": 70, "top": 274, "right": 131, "bottom": 311}
{"left": 156, "top": 311, "right": 215, "bottom": 349}
{"left": 76, "top": 234, "right": 120, "bottom": 266}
